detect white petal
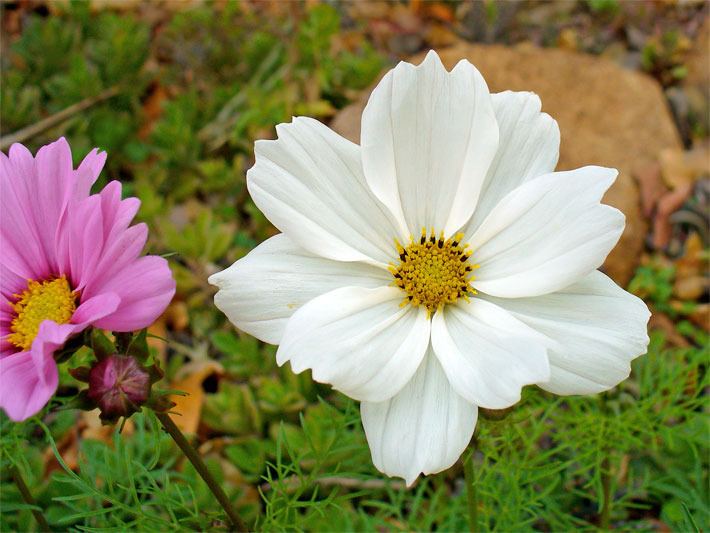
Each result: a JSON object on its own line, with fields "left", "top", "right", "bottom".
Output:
{"left": 431, "top": 299, "right": 549, "bottom": 409}
{"left": 276, "top": 286, "right": 429, "bottom": 402}
{"left": 247, "top": 117, "right": 400, "bottom": 265}
{"left": 209, "top": 234, "right": 391, "bottom": 345}
{"left": 361, "top": 348, "right": 477, "bottom": 486}
{"left": 361, "top": 50, "right": 499, "bottom": 239}
{"left": 469, "top": 167, "right": 624, "bottom": 298}
{"left": 462, "top": 91, "right": 560, "bottom": 237}
{"left": 480, "top": 270, "right": 650, "bottom": 395}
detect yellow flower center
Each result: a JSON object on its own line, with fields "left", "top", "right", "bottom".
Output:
{"left": 389, "top": 227, "right": 479, "bottom": 317}
{"left": 8, "top": 276, "right": 78, "bottom": 351}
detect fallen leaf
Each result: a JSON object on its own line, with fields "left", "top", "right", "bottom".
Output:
{"left": 169, "top": 360, "right": 223, "bottom": 434}
{"left": 147, "top": 300, "right": 189, "bottom": 359}
{"left": 674, "top": 232, "right": 707, "bottom": 279}
{"left": 635, "top": 162, "right": 668, "bottom": 219}
{"left": 424, "top": 2, "right": 455, "bottom": 23}
{"left": 390, "top": 3, "right": 423, "bottom": 33}
{"left": 652, "top": 181, "right": 694, "bottom": 249}
{"left": 43, "top": 421, "right": 81, "bottom": 475}
{"left": 558, "top": 28, "right": 579, "bottom": 52}
{"left": 348, "top": 1, "right": 390, "bottom": 20}
{"left": 81, "top": 409, "right": 135, "bottom": 444}
{"left": 138, "top": 83, "right": 168, "bottom": 141}
{"left": 424, "top": 24, "right": 460, "bottom": 48}
{"left": 659, "top": 145, "right": 710, "bottom": 189}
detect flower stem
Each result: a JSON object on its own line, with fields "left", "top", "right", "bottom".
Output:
{"left": 155, "top": 412, "right": 247, "bottom": 532}
{"left": 8, "top": 463, "right": 50, "bottom": 532}
{"left": 598, "top": 394, "right": 613, "bottom": 531}
{"left": 600, "top": 455, "right": 612, "bottom": 531}
{"left": 463, "top": 436, "right": 479, "bottom": 533}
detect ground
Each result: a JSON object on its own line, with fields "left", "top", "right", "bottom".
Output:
{"left": 0, "top": 1, "right": 708, "bottom": 531}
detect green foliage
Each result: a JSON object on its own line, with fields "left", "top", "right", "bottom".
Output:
{"left": 0, "top": 412, "right": 242, "bottom": 531}
{"left": 628, "top": 258, "right": 677, "bottom": 314}
{"left": 2, "top": 3, "right": 707, "bottom": 532}
{"left": 2, "top": 11, "right": 151, "bottom": 177}
{"left": 586, "top": 0, "right": 620, "bottom": 15}
{"left": 1, "top": 321, "right": 707, "bottom": 531}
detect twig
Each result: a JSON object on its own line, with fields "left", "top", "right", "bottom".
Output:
{"left": 463, "top": 436, "right": 479, "bottom": 533}
{"left": 8, "top": 462, "right": 51, "bottom": 531}
{"left": 0, "top": 86, "right": 121, "bottom": 151}
{"left": 155, "top": 412, "right": 248, "bottom": 532}
{"left": 600, "top": 456, "right": 612, "bottom": 531}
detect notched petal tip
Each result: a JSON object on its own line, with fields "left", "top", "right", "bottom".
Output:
{"left": 206, "top": 271, "right": 223, "bottom": 287}
{"left": 420, "top": 48, "right": 446, "bottom": 67}
{"left": 361, "top": 351, "right": 478, "bottom": 486}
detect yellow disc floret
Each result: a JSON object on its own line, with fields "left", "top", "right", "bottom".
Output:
{"left": 389, "top": 227, "right": 479, "bottom": 317}
{"left": 8, "top": 276, "right": 77, "bottom": 351}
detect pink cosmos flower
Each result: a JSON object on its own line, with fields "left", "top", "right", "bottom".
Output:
{"left": 0, "top": 138, "right": 176, "bottom": 421}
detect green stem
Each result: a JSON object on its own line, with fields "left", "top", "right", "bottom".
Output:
{"left": 600, "top": 455, "right": 612, "bottom": 531}
{"left": 598, "top": 395, "right": 613, "bottom": 531}
{"left": 463, "top": 437, "right": 479, "bottom": 533}
{"left": 156, "top": 412, "right": 247, "bottom": 532}
{"left": 8, "top": 463, "right": 50, "bottom": 532}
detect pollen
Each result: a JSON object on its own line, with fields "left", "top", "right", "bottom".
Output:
{"left": 7, "top": 276, "right": 78, "bottom": 351}
{"left": 389, "top": 227, "right": 479, "bottom": 317}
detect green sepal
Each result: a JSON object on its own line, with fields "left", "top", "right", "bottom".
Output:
{"left": 91, "top": 329, "right": 116, "bottom": 361}
{"left": 100, "top": 408, "right": 141, "bottom": 427}
{"left": 68, "top": 366, "right": 91, "bottom": 383}
{"left": 53, "top": 335, "right": 85, "bottom": 364}
{"left": 145, "top": 393, "right": 176, "bottom": 414}
{"left": 98, "top": 398, "right": 144, "bottom": 426}
{"left": 126, "top": 329, "right": 150, "bottom": 363}
{"left": 146, "top": 362, "right": 165, "bottom": 384}
{"left": 59, "top": 390, "right": 96, "bottom": 412}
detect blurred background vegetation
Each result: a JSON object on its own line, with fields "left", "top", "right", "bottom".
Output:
{"left": 0, "top": 1, "right": 708, "bottom": 531}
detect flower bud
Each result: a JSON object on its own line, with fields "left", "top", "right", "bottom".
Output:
{"left": 88, "top": 354, "right": 151, "bottom": 422}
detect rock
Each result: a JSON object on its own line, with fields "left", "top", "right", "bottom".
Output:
{"left": 330, "top": 43, "right": 683, "bottom": 286}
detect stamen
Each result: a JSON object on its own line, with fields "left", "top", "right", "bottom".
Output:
{"left": 390, "top": 229, "right": 479, "bottom": 316}
{"left": 8, "top": 276, "right": 77, "bottom": 351}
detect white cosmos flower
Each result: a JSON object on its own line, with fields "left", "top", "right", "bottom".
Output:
{"left": 209, "top": 51, "right": 651, "bottom": 486}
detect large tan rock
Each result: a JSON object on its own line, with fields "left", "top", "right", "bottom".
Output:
{"left": 331, "top": 43, "right": 683, "bottom": 286}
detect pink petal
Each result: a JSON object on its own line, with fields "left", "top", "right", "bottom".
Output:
{"left": 0, "top": 350, "right": 58, "bottom": 421}
{"left": 30, "top": 320, "right": 81, "bottom": 386}
{"left": 56, "top": 195, "right": 104, "bottom": 290}
{"left": 72, "top": 292, "right": 120, "bottom": 325}
{"left": 0, "top": 253, "right": 35, "bottom": 301}
{"left": 75, "top": 147, "right": 106, "bottom": 196}
{"left": 0, "top": 340, "right": 12, "bottom": 356}
{"left": 32, "top": 138, "right": 74, "bottom": 271}
{"left": 92, "top": 256, "right": 175, "bottom": 331}
{"left": 7, "top": 143, "right": 35, "bottom": 175}
{"left": 81, "top": 223, "right": 148, "bottom": 301}
{"left": 1, "top": 152, "right": 51, "bottom": 279}
{"left": 97, "top": 181, "right": 141, "bottom": 244}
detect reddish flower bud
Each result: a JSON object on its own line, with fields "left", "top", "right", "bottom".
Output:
{"left": 88, "top": 354, "right": 151, "bottom": 421}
